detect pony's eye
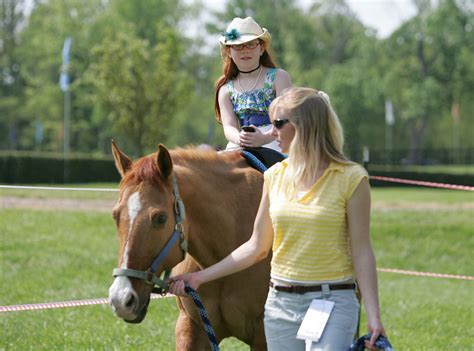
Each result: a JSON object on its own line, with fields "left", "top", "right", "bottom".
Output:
{"left": 152, "top": 213, "right": 168, "bottom": 227}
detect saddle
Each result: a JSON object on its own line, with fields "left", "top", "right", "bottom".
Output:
{"left": 241, "top": 147, "right": 286, "bottom": 173}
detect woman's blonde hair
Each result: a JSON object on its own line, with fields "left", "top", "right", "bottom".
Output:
{"left": 269, "top": 87, "right": 352, "bottom": 197}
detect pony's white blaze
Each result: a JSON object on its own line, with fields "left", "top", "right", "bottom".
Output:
{"left": 121, "top": 243, "right": 130, "bottom": 269}
{"left": 128, "top": 191, "right": 142, "bottom": 228}
{"left": 109, "top": 191, "right": 142, "bottom": 319}
{"left": 121, "top": 191, "right": 142, "bottom": 268}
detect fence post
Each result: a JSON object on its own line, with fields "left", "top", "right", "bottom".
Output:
{"left": 363, "top": 146, "right": 370, "bottom": 170}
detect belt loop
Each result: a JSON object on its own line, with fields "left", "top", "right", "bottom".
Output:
{"left": 322, "top": 284, "right": 330, "bottom": 297}
{"left": 269, "top": 281, "right": 277, "bottom": 295}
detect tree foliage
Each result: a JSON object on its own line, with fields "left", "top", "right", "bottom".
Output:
{"left": 86, "top": 21, "right": 187, "bottom": 155}
{"left": 0, "top": 0, "right": 25, "bottom": 149}
{"left": 1, "top": 0, "right": 472, "bottom": 164}
{"left": 383, "top": 0, "right": 473, "bottom": 161}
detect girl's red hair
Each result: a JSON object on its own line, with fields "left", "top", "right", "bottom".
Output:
{"left": 214, "top": 42, "right": 277, "bottom": 124}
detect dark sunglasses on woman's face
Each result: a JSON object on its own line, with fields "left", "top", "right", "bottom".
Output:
{"left": 272, "top": 119, "right": 290, "bottom": 129}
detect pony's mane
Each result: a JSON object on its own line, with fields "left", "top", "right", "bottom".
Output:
{"left": 121, "top": 156, "right": 162, "bottom": 187}
{"left": 121, "top": 147, "right": 242, "bottom": 187}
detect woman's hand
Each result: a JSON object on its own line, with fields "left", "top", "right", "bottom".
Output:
{"left": 239, "top": 126, "right": 268, "bottom": 147}
{"left": 167, "top": 272, "right": 202, "bottom": 296}
{"left": 365, "top": 316, "right": 386, "bottom": 350}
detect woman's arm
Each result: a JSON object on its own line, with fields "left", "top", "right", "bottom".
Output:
{"left": 218, "top": 85, "right": 241, "bottom": 145}
{"left": 168, "top": 186, "right": 274, "bottom": 295}
{"left": 348, "top": 178, "right": 386, "bottom": 347}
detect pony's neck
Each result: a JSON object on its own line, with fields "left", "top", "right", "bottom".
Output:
{"left": 173, "top": 152, "right": 260, "bottom": 268}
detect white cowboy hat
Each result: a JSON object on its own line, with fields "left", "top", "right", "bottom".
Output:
{"left": 219, "top": 17, "right": 271, "bottom": 46}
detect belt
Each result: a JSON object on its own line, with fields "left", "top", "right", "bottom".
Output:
{"left": 269, "top": 281, "right": 356, "bottom": 294}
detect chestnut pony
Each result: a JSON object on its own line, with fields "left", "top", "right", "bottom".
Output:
{"left": 108, "top": 141, "right": 270, "bottom": 350}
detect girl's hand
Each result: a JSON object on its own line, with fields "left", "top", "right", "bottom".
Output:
{"left": 239, "top": 126, "right": 266, "bottom": 147}
{"left": 167, "top": 272, "right": 202, "bottom": 296}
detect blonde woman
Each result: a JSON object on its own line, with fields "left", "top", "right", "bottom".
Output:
{"left": 170, "top": 87, "right": 386, "bottom": 350}
{"left": 215, "top": 17, "right": 292, "bottom": 151}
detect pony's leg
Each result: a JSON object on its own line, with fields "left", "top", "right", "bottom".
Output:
{"left": 172, "top": 262, "right": 222, "bottom": 350}
{"left": 175, "top": 311, "right": 211, "bottom": 351}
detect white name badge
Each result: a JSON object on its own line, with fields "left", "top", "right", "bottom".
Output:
{"left": 296, "top": 299, "right": 335, "bottom": 342}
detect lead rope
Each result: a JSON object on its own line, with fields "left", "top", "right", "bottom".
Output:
{"left": 174, "top": 175, "right": 217, "bottom": 350}
{"left": 184, "top": 285, "right": 220, "bottom": 351}
{"left": 348, "top": 334, "right": 393, "bottom": 351}
{"left": 174, "top": 174, "right": 219, "bottom": 348}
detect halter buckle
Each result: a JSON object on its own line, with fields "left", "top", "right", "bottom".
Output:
{"left": 175, "top": 222, "right": 184, "bottom": 233}
{"left": 152, "top": 286, "right": 169, "bottom": 296}
{"left": 145, "top": 270, "right": 155, "bottom": 285}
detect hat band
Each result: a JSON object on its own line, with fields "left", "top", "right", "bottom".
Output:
{"left": 222, "top": 28, "right": 265, "bottom": 43}
{"left": 236, "top": 32, "right": 263, "bottom": 36}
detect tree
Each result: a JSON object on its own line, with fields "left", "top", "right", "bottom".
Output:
{"left": 86, "top": 14, "right": 189, "bottom": 155}
{"left": 10, "top": 0, "right": 107, "bottom": 151}
{"left": 383, "top": 0, "right": 473, "bottom": 162}
{"left": 0, "top": 0, "right": 26, "bottom": 150}
{"left": 5, "top": 0, "right": 472, "bottom": 161}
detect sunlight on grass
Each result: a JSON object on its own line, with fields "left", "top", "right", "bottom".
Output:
{"left": 1, "top": 187, "right": 473, "bottom": 350}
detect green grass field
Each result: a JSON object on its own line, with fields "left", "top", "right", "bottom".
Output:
{"left": 0, "top": 183, "right": 119, "bottom": 200}
{"left": 1, "top": 186, "right": 473, "bottom": 350}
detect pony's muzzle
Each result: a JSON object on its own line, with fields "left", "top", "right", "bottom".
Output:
{"left": 109, "top": 278, "right": 140, "bottom": 320}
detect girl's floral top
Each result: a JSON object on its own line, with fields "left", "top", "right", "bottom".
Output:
{"left": 227, "top": 68, "right": 277, "bottom": 127}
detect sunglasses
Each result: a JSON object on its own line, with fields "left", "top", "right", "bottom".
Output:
{"left": 230, "top": 41, "right": 260, "bottom": 51}
{"left": 272, "top": 119, "right": 290, "bottom": 129}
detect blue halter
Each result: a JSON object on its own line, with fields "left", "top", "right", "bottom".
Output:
{"left": 112, "top": 173, "right": 187, "bottom": 293}
{"left": 112, "top": 173, "right": 221, "bottom": 349}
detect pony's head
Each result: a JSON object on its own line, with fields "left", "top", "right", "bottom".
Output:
{"left": 108, "top": 141, "right": 187, "bottom": 323}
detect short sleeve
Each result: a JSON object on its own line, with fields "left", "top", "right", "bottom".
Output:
{"left": 263, "top": 160, "right": 284, "bottom": 194}
{"left": 263, "top": 163, "right": 276, "bottom": 193}
{"left": 346, "top": 164, "right": 369, "bottom": 200}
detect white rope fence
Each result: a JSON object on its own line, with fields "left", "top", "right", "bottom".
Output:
{"left": 1, "top": 268, "right": 472, "bottom": 313}
{"left": 1, "top": 184, "right": 471, "bottom": 314}
{"left": 378, "top": 268, "right": 474, "bottom": 281}
{"left": 0, "top": 294, "right": 171, "bottom": 312}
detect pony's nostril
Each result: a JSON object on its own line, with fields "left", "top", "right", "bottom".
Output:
{"left": 124, "top": 294, "right": 135, "bottom": 308}
{"left": 121, "top": 289, "right": 138, "bottom": 311}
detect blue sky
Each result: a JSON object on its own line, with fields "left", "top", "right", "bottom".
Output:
{"left": 344, "top": 0, "right": 417, "bottom": 38}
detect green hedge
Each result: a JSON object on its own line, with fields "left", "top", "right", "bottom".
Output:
{"left": 1, "top": 153, "right": 473, "bottom": 186}
{"left": 0, "top": 152, "right": 120, "bottom": 184}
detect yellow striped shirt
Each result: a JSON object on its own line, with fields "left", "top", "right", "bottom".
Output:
{"left": 264, "top": 160, "right": 368, "bottom": 283}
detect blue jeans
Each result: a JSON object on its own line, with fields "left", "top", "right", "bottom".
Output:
{"left": 264, "top": 287, "right": 359, "bottom": 351}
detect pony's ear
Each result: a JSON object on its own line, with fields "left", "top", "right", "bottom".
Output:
{"left": 111, "top": 139, "right": 132, "bottom": 178}
{"left": 156, "top": 144, "right": 173, "bottom": 180}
